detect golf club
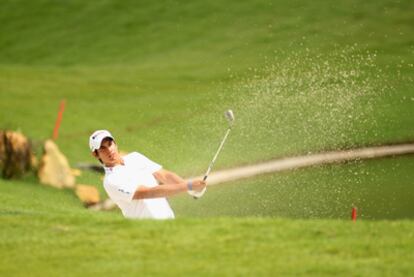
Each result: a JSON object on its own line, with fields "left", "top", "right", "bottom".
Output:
{"left": 188, "top": 109, "right": 235, "bottom": 199}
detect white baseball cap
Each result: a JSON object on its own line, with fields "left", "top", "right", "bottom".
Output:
{"left": 89, "top": 130, "right": 114, "bottom": 152}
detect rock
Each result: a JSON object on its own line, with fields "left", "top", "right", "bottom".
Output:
{"left": 37, "top": 139, "right": 75, "bottom": 189}
{"left": 75, "top": 184, "right": 100, "bottom": 206}
{"left": 0, "top": 130, "right": 36, "bottom": 179}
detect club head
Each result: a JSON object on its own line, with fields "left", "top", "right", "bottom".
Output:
{"left": 225, "top": 109, "right": 235, "bottom": 126}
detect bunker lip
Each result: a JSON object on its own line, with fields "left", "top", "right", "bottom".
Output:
{"left": 189, "top": 142, "right": 414, "bottom": 186}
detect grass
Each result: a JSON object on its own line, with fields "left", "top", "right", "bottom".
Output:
{"left": 0, "top": 0, "right": 413, "bottom": 275}
{"left": 1, "top": 218, "right": 413, "bottom": 276}
{"left": 171, "top": 155, "right": 414, "bottom": 220}
{"left": 1, "top": 179, "right": 414, "bottom": 276}
{"left": 0, "top": 0, "right": 413, "bottom": 172}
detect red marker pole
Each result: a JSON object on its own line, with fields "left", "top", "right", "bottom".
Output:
{"left": 52, "top": 100, "right": 66, "bottom": 140}
{"left": 351, "top": 207, "right": 357, "bottom": 222}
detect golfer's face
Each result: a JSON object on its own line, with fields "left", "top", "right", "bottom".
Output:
{"left": 98, "top": 138, "right": 119, "bottom": 165}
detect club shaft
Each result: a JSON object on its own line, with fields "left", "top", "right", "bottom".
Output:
{"left": 203, "top": 128, "right": 232, "bottom": 181}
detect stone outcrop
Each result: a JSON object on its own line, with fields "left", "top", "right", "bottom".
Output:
{"left": 75, "top": 184, "right": 100, "bottom": 206}
{"left": 0, "top": 130, "right": 36, "bottom": 179}
{"left": 37, "top": 139, "right": 75, "bottom": 189}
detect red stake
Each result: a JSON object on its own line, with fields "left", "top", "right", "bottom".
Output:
{"left": 52, "top": 100, "right": 66, "bottom": 140}
{"left": 351, "top": 207, "right": 357, "bottom": 222}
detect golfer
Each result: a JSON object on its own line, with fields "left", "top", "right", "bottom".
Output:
{"left": 89, "top": 130, "right": 206, "bottom": 219}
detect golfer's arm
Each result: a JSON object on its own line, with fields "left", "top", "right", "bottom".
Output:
{"left": 153, "top": 169, "right": 185, "bottom": 185}
{"left": 133, "top": 182, "right": 187, "bottom": 199}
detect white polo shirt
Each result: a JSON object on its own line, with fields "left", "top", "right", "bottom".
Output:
{"left": 103, "top": 152, "right": 175, "bottom": 219}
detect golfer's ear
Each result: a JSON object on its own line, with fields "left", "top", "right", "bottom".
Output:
{"left": 92, "top": 151, "right": 98, "bottom": 158}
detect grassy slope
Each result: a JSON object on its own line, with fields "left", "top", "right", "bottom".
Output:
{"left": 171, "top": 155, "right": 414, "bottom": 220}
{"left": 0, "top": 1, "right": 414, "bottom": 275}
{"left": 0, "top": 0, "right": 413, "bottom": 174}
{"left": 1, "top": 179, "right": 414, "bottom": 276}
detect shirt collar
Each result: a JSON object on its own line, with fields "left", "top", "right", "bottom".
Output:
{"left": 103, "top": 157, "right": 126, "bottom": 174}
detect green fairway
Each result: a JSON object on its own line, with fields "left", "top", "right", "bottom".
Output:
{"left": 1, "top": 0, "right": 414, "bottom": 275}
{"left": 1, "top": 179, "right": 414, "bottom": 276}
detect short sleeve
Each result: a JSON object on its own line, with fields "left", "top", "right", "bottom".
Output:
{"left": 104, "top": 176, "right": 138, "bottom": 202}
{"left": 132, "top": 152, "right": 162, "bottom": 173}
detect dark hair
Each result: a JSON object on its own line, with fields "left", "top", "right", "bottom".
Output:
{"left": 94, "top": 150, "right": 103, "bottom": 164}
{"left": 94, "top": 137, "right": 115, "bottom": 164}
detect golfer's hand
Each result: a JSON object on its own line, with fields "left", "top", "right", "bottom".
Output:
{"left": 192, "top": 179, "right": 207, "bottom": 192}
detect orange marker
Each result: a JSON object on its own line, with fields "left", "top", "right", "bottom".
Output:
{"left": 52, "top": 100, "right": 66, "bottom": 140}
{"left": 351, "top": 207, "right": 357, "bottom": 222}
